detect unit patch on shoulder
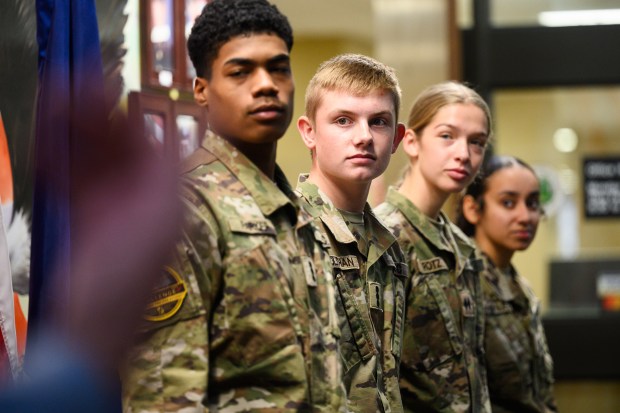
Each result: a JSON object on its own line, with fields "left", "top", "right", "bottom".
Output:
{"left": 144, "top": 266, "right": 188, "bottom": 322}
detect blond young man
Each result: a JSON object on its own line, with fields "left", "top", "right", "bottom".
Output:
{"left": 295, "top": 54, "right": 407, "bottom": 413}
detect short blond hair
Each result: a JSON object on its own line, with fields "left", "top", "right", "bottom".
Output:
{"left": 304, "top": 53, "right": 401, "bottom": 122}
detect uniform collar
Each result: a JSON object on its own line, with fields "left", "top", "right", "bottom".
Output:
{"left": 481, "top": 253, "right": 525, "bottom": 304}
{"left": 297, "top": 175, "right": 398, "bottom": 264}
{"left": 203, "top": 132, "right": 298, "bottom": 222}
{"left": 386, "top": 186, "right": 475, "bottom": 272}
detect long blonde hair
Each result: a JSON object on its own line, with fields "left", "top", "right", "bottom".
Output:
{"left": 407, "top": 81, "right": 492, "bottom": 137}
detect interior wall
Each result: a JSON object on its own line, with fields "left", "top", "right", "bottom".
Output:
{"left": 494, "top": 87, "right": 620, "bottom": 310}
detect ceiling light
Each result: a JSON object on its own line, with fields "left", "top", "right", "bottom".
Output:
{"left": 553, "top": 128, "right": 578, "bottom": 153}
{"left": 539, "top": 9, "right": 620, "bottom": 27}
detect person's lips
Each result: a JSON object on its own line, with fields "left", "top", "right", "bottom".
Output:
{"left": 446, "top": 168, "right": 470, "bottom": 181}
{"left": 348, "top": 153, "right": 376, "bottom": 165}
{"left": 513, "top": 229, "right": 533, "bottom": 241}
{"left": 249, "top": 103, "right": 285, "bottom": 121}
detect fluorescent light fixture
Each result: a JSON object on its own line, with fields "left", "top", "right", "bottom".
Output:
{"left": 539, "top": 9, "right": 620, "bottom": 27}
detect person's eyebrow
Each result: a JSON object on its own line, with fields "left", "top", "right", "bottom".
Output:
{"left": 224, "top": 53, "right": 290, "bottom": 67}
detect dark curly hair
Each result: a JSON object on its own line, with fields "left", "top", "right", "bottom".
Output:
{"left": 187, "top": 0, "right": 293, "bottom": 79}
{"left": 455, "top": 155, "right": 537, "bottom": 237}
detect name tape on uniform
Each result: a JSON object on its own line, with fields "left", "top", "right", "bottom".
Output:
{"left": 330, "top": 255, "right": 360, "bottom": 271}
{"left": 416, "top": 257, "right": 449, "bottom": 274}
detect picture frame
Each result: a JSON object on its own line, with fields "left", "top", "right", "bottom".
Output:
{"left": 173, "top": 100, "right": 208, "bottom": 159}
{"left": 140, "top": 0, "right": 208, "bottom": 91}
{"left": 128, "top": 91, "right": 175, "bottom": 157}
{"left": 128, "top": 91, "right": 207, "bottom": 160}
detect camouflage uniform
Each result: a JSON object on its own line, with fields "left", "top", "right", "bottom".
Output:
{"left": 480, "top": 253, "right": 557, "bottom": 413}
{"left": 375, "top": 188, "right": 490, "bottom": 413}
{"left": 122, "top": 133, "right": 346, "bottom": 412}
{"left": 295, "top": 176, "right": 407, "bottom": 413}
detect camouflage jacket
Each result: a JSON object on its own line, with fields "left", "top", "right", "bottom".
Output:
{"left": 375, "top": 188, "right": 490, "bottom": 413}
{"left": 480, "top": 253, "right": 557, "bottom": 413}
{"left": 295, "top": 176, "right": 407, "bottom": 413}
{"left": 122, "top": 133, "right": 346, "bottom": 412}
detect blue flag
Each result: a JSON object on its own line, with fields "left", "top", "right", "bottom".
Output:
{"left": 29, "top": 0, "right": 106, "bottom": 343}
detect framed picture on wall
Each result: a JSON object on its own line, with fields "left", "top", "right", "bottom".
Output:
{"left": 184, "top": 0, "right": 208, "bottom": 80}
{"left": 128, "top": 91, "right": 174, "bottom": 157}
{"left": 128, "top": 91, "right": 207, "bottom": 160}
{"left": 141, "top": 0, "right": 208, "bottom": 90}
{"left": 142, "top": 0, "right": 176, "bottom": 88}
{"left": 173, "top": 100, "right": 208, "bottom": 159}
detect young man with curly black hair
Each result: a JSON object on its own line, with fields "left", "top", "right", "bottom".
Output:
{"left": 121, "top": 0, "right": 346, "bottom": 411}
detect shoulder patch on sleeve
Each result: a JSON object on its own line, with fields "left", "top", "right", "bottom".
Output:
{"left": 144, "top": 266, "right": 188, "bottom": 322}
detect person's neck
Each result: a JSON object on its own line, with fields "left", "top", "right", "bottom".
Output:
{"left": 307, "top": 171, "right": 368, "bottom": 213}
{"left": 476, "top": 236, "right": 513, "bottom": 269}
{"left": 233, "top": 140, "right": 278, "bottom": 180}
{"left": 398, "top": 171, "right": 449, "bottom": 219}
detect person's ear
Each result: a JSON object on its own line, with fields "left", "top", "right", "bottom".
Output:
{"left": 401, "top": 128, "right": 419, "bottom": 159}
{"left": 391, "top": 122, "right": 406, "bottom": 154}
{"left": 297, "top": 115, "right": 316, "bottom": 151}
{"left": 462, "top": 194, "right": 481, "bottom": 225}
{"left": 194, "top": 77, "right": 208, "bottom": 108}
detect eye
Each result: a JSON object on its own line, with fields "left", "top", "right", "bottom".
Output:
{"left": 371, "top": 117, "right": 389, "bottom": 127}
{"left": 439, "top": 132, "right": 452, "bottom": 140}
{"left": 501, "top": 199, "right": 515, "bottom": 208}
{"left": 270, "top": 64, "right": 291, "bottom": 75}
{"left": 336, "top": 117, "right": 352, "bottom": 126}
{"left": 469, "top": 137, "right": 487, "bottom": 149}
{"left": 228, "top": 68, "right": 248, "bottom": 78}
{"left": 527, "top": 197, "right": 541, "bottom": 211}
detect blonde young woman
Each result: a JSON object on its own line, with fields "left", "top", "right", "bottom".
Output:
{"left": 376, "top": 81, "right": 492, "bottom": 413}
{"left": 457, "top": 155, "right": 557, "bottom": 413}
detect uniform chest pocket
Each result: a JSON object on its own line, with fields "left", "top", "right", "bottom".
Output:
{"left": 214, "top": 242, "right": 300, "bottom": 368}
{"left": 484, "top": 299, "right": 532, "bottom": 394}
{"left": 485, "top": 300, "right": 530, "bottom": 364}
{"left": 333, "top": 267, "right": 377, "bottom": 373}
{"left": 403, "top": 275, "right": 463, "bottom": 372}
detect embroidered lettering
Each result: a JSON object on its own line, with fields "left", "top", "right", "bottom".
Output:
{"left": 144, "top": 266, "right": 188, "bottom": 322}
{"left": 330, "top": 255, "right": 360, "bottom": 270}
{"left": 417, "top": 257, "right": 448, "bottom": 273}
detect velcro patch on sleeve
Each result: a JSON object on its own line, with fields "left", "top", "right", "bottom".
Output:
{"left": 144, "top": 266, "right": 188, "bottom": 322}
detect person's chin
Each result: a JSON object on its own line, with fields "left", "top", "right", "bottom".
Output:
{"left": 253, "top": 125, "right": 288, "bottom": 142}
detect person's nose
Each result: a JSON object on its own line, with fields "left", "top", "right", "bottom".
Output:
{"left": 515, "top": 201, "right": 536, "bottom": 225}
{"left": 252, "top": 68, "right": 279, "bottom": 97}
{"left": 454, "top": 137, "right": 470, "bottom": 163}
{"left": 352, "top": 122, "right": 373, "bottom": 147}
